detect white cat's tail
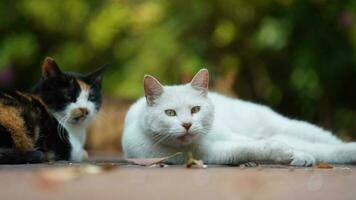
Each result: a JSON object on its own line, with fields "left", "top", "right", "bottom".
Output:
{"left": 289, "top": 140, "right": 356, "bottom": 164}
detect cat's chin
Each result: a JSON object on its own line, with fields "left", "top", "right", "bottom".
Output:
{"left": 67, "top": 117, "right": 93, "bottom": 127}
{"left": 68, "top": 120, "right": 85, "bottom": 125}
{"left": 176, "top": 140, "right": 194, "bottom": 146}
{"left": 157, "top": 135, "right": 196, "bottom": 147}
{"left": 171, "top": 133, "right": 198, "bottom": 146}
{"left": 177, "top": 134, "right": 194, "bottom": 142}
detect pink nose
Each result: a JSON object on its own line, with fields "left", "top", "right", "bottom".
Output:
{"left": 182, "top": 123, "right": 192, "bottom": 130}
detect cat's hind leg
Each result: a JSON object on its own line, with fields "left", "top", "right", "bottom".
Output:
{"left": 271, "top": 116, "right": 342, "bottom": 145}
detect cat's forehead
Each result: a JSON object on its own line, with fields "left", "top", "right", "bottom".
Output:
{"left": 163, "top": 84, "right": 198, "bottom": 95}
{"left": 156, "top": 84, "right": 206, "bottom": 107}
{"left": 64, "top": 72, "right": 94, "bottom": 89}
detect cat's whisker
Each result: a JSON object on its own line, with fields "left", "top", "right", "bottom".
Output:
{"left": 150, "top": 131, "right": 175, "bottom": 145}
{"left": 62, "top": 116, "right": 71, "bottom": 142}
{"left": 152, "top": 134, "right": 172, "bottom": 147}
{"left": 151, "top": 133, "right": 169, "bottom": 143}
{"left": 57, "top": 115, "right": 70, "bottom": 142}
{"left": 151, "top": 135, "right": 163, "bottom": 145}
{"left": 56, "top": 116, "right": 66, "bottom": 135}
{"left": 57, "top": 119, "right": 65, "bottom": 141}
{"left": 150, "top": 134, "right": 162, "bottom": 141}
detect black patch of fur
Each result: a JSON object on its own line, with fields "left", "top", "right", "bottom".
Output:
{"left": 0, "top": 149, "right": 45, "bottom": 164}
{"left": 32, "top": 75, "right": 81, "bottom": 112}
{"left": 0, "top": 125, "right": 13, "bottom": 148}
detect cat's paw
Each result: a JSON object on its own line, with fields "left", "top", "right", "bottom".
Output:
{"left": 265, "top": 140, "right": 294, "bottom": 164}
{"left": 82, "top": 150, "right": 89, "bottom": 161}
{"left": 290, "top": 151, "right": 315, "bottom": 167}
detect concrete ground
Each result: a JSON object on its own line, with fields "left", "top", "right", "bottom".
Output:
{"left": 1, "top": 157, "right": 355, "bottom": 200}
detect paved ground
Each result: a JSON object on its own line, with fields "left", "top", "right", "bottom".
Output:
{"left": 1, "top": 159, "right": 355, "bottom": 200}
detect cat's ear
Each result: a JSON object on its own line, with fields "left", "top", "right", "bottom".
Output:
{"left": 42, "top": 57, "right": 63, "bottom": 79}
{"left": 190, "top": 68, "right": 209, "bottom": 95}
{"left": 144, "top": 75, "right": 164, "bottom": 106}
{"left": 86, "top": 65, "right": 107, "bottom": 86}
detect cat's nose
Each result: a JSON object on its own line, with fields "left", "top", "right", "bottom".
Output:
{"left": 78, "top": 107, "right": 90, "bottom": 116}
{"left": 182, "top": 123, "right": 192, "bottom": 130}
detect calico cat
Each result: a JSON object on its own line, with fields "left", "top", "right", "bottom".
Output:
{"left": 122, "top": 69, "right": 356, "bottom": 166}
{"left": 0, "top": 57, "right": 105, "bottom": 164}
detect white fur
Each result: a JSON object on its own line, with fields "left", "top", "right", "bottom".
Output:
{"left": 53, "top": 90, "right": 97, "bottom": 162}
{"left": 122, "top": 81, "right": 356, "bottom": 166}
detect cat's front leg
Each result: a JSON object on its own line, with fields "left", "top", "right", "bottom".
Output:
{"left": 199, "top": 140, "right": 315, "bottom": 166}
{"left": 264, "top": 140, "right": 315, "bottom": 166}
{"left": 82, "top": 149, "right": 89, "bottom": 161}
{"left": 69, "top": 147, "right": 88, "bottom": 162}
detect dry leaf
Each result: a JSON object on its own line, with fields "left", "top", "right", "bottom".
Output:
{"left": 82, "top": 165, "right": 104, "bottom": 174}
{"left": 186, "top": 151, "right": 207, "bottom": 169}
{"left": 36, "top": 164, "right": 117, "bottom": 189}
{"left": 315, "top": 163, "right": 333, "bottom": 169}
{"left": 126, "top": 152, "right": 182, "bottom": 166}
{"left": 38, "top": 168, "right": 81, "bottom": 184}
{"left": 100, "top": 163, "right": 119, "bottom": 171}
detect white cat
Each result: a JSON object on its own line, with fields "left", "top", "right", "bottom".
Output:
{"left": 122, "top": 69, "right": 356, "bottom": 166}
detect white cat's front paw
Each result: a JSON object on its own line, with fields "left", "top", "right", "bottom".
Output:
{"left": 265, "top": 140, "right": 294, "bottom": 164}
{"left": 290, "top": 151, "right": 315, "bottom": 167}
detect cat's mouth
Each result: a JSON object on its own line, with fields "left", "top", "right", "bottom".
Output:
{"left": 70, "top": 115, "right": 87, "bottom": 124}
{"left": 69, "top": 108, "right": 90, "bottom": 124}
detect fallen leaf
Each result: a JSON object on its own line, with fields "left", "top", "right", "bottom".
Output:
{"left": 186, "top": 151, "right": 207, "bottom": 169}
{"left": 315, "top": 163, "right": 333, "bottom": 169}
{"left": 36, "top": 164, "right": 117, "bottom": 189}
{"left": 38, "top": 168, "right": 81, "bottom": 183}
{"left": 100, "top": 163, "right": 119, "bottom": 171}
{"left": 36, "top": 167, "right": 82, "bottom": 190}
{"left": 126, "top": 152, "right": 182, "bottom": 166}
{"left": 82, "top": 165, "right": 103, "bottom": 174}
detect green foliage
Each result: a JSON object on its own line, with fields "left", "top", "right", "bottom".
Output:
{"left": 0, "top": 0, "right": 355, "bottom": 137}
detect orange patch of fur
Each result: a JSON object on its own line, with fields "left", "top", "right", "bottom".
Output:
{"left": 0, "top": 103, "right": 34, "bottom": 150}
{"left": 77, "top": 80, "right": 90, "bottom": 92}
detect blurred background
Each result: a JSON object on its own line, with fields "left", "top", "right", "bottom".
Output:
{"left": 0, "top": 0, "right": 355, "bottom": 153}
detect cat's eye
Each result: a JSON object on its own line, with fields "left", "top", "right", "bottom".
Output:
{"left": 88, "top": 92, "right": 96, "bottom": 101}
{"left": 165, "top": 109, "right": 177, "bottom": 117}
{"left": 191, "top": 106, "right": 201, "bottom": 114}
{"left": 63, "top": 95, "right": 71, "bottom": 101}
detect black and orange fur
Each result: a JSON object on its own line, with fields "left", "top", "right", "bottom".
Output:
{"left": 0, "top": 57, "right": 105, "bottom": 164}
{"left": 0, "top": 91, "right": 71, "bottom": 163}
